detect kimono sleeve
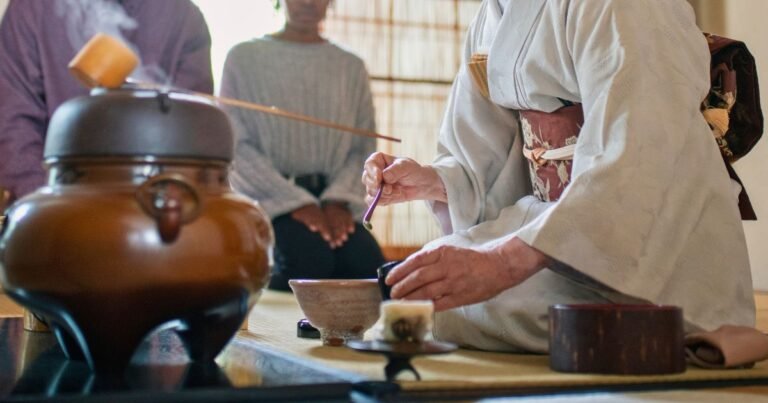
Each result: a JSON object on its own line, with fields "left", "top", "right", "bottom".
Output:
{"left": 429, "top": 2, "right": 530, "bottom": 234}
{"left": 514, "top": 0, "right": 729, "bottom": 301}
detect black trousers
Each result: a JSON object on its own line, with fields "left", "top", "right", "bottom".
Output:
{"left": 268, "top": 213, "right": 386, "bottom": 291}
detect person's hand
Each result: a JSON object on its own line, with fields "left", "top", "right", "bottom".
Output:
{"left": 385, "top": 237, "right": 549, "bottom": 311}
{"left": 322, "top": 201, "right": 355, "bottom": 248}
{"left": 290, "top": 204, "right": 332, "bottom": 244}
{"left": 362, "top": 152, "right": 447, "bottom": 206}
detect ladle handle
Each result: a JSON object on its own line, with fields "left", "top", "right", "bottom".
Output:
{"left": 200, "top": 94, "right": 402, "bottom": 143}
{"left": 136, "top": 174, "right": 202, "bottom": 243}
{"left": 68, "top": 33, "right": 402, "bottom": 144}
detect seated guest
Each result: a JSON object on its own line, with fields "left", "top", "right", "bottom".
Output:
{"left": 0, "top": 0, "right": 213, "bottom": 201}
{"left": 363, "top": 0, "right": 755, "bottom": 352}
{"left": 221, "top": 0, "right": 385, "bottom": 291}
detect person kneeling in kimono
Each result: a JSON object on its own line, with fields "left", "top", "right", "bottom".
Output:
{"left": 362, "top": 0, "right": 755, "bottom": 352}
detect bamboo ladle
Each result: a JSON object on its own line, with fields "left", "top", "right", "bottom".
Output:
{"left": 68, "top": 33, "right": 401, "bottom": 143}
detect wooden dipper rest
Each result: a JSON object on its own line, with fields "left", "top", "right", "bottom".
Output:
{"left": 549, "top": 304, "right": 685, "bottom": 375}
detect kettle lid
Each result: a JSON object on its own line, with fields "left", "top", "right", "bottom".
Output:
{"left": 44, "top": 88, "right": 234, "bottom": 162}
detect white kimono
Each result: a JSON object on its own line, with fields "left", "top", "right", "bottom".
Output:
{"left": 427, "top": 0, "right": 755, "bottom": 352}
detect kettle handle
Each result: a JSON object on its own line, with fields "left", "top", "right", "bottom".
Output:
{"left": 136, "top": 174, "right": 202, "bottom": 243}
{"left": 0, "top": 186, "right": 11, "bottom": 211}
{"left": 0, "top": 187, "right": 12, "bottom": 238}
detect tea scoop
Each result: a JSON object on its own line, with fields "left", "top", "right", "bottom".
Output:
{"left": 362, "top": 185, "right": 384, "bottom": 231}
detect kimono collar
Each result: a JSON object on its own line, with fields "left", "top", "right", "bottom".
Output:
{"left": 486, "top": 0, "right": 547, "bottom": 107}
{"left": 477, "top": 0, "right": 503, "bottom": 53}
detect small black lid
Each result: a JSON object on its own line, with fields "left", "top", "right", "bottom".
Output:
{"left": 377, "top": 260, "right": 402, "bottom": 301}
{"left": 44, "top": 88, "right": 233, "bottom": 162}
{"left": 297, "top": 319, "right": 320, "bottom": 339}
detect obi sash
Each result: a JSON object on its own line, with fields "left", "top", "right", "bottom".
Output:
{"left": 703, "top": 34, "right": 761, "bottom": 220}
{"left": 467, "top": 32, "right": 761, "bottom": 219}
{"left": 516, "top": 103, "right": 755, "bottom": 220}
{"left": 518, "top": 106, "right": 581, "bottom": 203}
{"left": 704, "top": 34, "right": 763, "bottom": 163}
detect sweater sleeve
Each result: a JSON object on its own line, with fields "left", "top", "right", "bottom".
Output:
{"left": 320, "top": 61, "right": 377, "bottom": 218}
{"left": 221, "top": 47, "right": 317, "bottom": 218}
{"left": 0, "top": 1, "right": 47, "bottom": 199}
{"left": 172, "top": 2, "right": 213, "bottom": 94}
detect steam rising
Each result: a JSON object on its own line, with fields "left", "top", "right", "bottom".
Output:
{"left": 56, "top": 0, "right": 170, "bottom": 86}
{"left": 55, "top": 0, "right": 137, "bottom": 52}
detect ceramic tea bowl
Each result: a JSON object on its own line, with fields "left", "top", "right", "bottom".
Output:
{"left": 289, "top": 279, "right": 382, "bottom": 346}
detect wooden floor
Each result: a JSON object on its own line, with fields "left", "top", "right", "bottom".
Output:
{"left": 381, "top": 245, "right": 420, "bottom": 262}
{"left": 756, "top": 292, "right": 768, "bottom": 332}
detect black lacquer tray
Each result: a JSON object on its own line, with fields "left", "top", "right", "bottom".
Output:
{"left": 347, "top": 340, "right": 457, "bottom": 381}
{"left": 0, "top": 318, "right": 398, "bottom": 402}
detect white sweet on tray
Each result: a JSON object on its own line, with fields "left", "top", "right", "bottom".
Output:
{"left": 376, "top": 300, "right": 434, "bottom": 343}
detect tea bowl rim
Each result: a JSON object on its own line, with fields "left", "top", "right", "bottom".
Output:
{"left": 288, "top": 278, "right": 379, "bottom": 289}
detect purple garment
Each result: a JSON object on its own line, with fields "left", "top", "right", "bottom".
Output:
{"left": 0, "top": 0, "right": 213, "bottom": 199}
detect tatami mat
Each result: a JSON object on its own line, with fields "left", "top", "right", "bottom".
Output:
{"left": 479, "top": 388, "right": 768, "bottom": 402}
{"left": 244, "top": 291, "right": 768, "bottom": 392}
{"left": 2, "top": 288, "right": 768, "bottom": 394}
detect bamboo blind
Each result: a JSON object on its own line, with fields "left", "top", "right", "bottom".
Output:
{"left": 324, "top": 0, "right": 480, "bottom": 249}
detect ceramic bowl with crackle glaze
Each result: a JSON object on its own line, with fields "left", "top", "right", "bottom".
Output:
{"left": 289, "top": 279, "right": 382, "bottom": 346}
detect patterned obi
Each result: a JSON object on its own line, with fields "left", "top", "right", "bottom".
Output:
{"left": 517, "top": 103, "right": 754, "bottom": 218}
{"left": 468, "top": 46, "right": 758, "bottom": 217}
{"left": 519, "top": 105, "right": 583, "bottom": 202}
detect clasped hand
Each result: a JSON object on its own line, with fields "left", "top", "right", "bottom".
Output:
{"left": 291, "top": 202, "right": 354, "bottom": 249}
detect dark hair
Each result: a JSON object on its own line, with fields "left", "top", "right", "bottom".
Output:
{"left": 273, "top": 0, "right": 334, "bottom": 11}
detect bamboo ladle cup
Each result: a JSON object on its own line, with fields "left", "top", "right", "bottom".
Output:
{"left": 69, "top": 33, "right": 401, "bottom": 143}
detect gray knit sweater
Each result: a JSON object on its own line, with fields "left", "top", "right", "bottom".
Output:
{"left": 221, "top": 36, "right": 376, "bottom": 219}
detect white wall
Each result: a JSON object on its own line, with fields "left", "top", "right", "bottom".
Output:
{"left": 692, "top": 0, "right": 768, "bottom": 290}
{"left": 191, "top": 0, "right": 284, "bottom": 94}
{"left": 723, "top": 2, "right": 768, "bottom": 291}
{"left": 0, "top": 0, "right": 8, "bottom": 21}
